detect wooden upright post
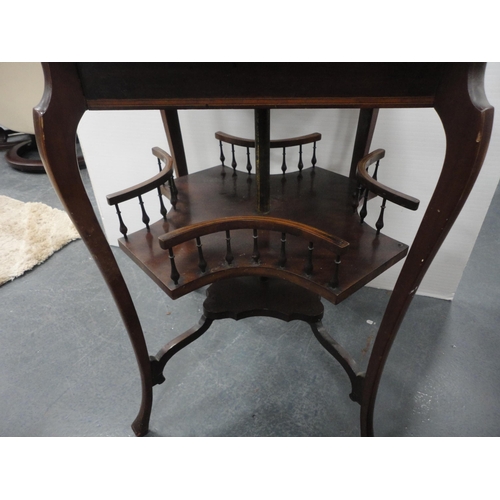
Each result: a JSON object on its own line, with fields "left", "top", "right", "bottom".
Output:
{"left": 349, "top": 108, "right": 379, "bottom": 180}
{"left": 161, "top": 109, "right": 189, "bottom": 177}
{"left": 255, "top": 108, "right": 271, "bottom": 214}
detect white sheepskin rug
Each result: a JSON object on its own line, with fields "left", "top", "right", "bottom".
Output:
{"left": 0, "top": 195, "right": 80, "bottom": 285}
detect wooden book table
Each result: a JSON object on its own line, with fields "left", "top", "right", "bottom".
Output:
{"left": 34, "top": 63, "right": 494, "bottom": 436}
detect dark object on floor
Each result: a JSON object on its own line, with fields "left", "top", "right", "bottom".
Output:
{"left": 0, "top": 127, "right": 30, "bottom": 150}
{"left": 5, "top": 134, "right": 85, "bottom": 173}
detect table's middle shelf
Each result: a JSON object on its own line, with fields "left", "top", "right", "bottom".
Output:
{"left": 117, "top": 165, "right": 409, "bottom": 304}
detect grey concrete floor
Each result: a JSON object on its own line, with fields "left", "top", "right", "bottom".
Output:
{"left": 1, "top": 148, "right": 499, "bottom": 437}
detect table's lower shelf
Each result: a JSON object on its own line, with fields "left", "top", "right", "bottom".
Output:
{"left": 118, "top": 166, "right": 408, "bottom": 304}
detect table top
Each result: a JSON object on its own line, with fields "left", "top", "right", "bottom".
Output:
{"left": 75, "top": 62, "right": 450, "bottom": 110}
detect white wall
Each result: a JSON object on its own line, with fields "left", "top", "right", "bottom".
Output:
{"left": 77, "top": 63, "right": 500, "bottom": 300}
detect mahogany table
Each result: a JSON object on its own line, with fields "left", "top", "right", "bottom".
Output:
{"left": 34, "top": 63, "right": 494, "bottom": 436}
